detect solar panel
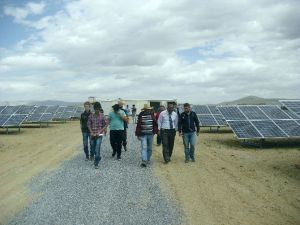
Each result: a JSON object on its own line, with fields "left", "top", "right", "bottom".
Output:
{"left": 214, "top": 114, "right": 227, "bottom": 126}
{"left": 280, "top": 100, "right": 300, "bottom": 118}
{"left": 74, "top": 107, "right": 84, "bottom": 118}
{"left": 238, "top": 106, "right": 268, "bottom": 120}
{"left": 26, "top": 113, "right": 43, "bottom": 122}
{"left": 197, "top": 114, "right": 218, "bottom": 126}
{"left": 280, "top": 100, "right": 300, "bottom": 108}
{"left": 192, "top": 105, "right": 210, "bottom": 114}
{"left": 3, "top": 114, "right": 27, "bottom": 127}
{"left": 251, "top": 120, "right": 288, "bottom": 138}
{"left": 65, "top": 106, "right": 76, "bottom": 112}
{"left": 16, "top": 105, "right": 36, "bottom": 114}
{"left": 227, "top": 121, "right": 262, "bottom": 139}
{"left": 45, "top": 105, "right": 59, "bottom": 114}
{"left": 283, "top": 110, "right": 299, "bottom": 119}
{"left": 217, "top": 106, "right": 246, "bottom": 120}
{"left": 0, "top": 115, "right": 11, "bottom": 126}
{"left": 40, "top": 113, "right": 54, "bottom": 122}
{"left": 273, "top": 120, "right": 300, "bottom": 137}
{"left": 34, "top": 106, "right": 48, "bottom": 114}
{"left": 291, "top": 107, "right": 300, "bottom": 113}
{"left": 259, "top": 106, "right": 291, "bottom": 119}
{"left": 0, "top": 106, "right": 7, "bottom": 113}
{"left": 53, "top": 106, "right": 66, "bottom": 119}
{"left": 60, "top": 111, "right": 74, "bottom": 120}
{"left": 207, "top": 105, "right": 219, "bottom": 114}
{"left": 1, "top": 106, "right": 20, "bottom": 115}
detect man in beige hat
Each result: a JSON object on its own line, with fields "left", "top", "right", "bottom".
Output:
{"left": 135, "top": 103, "right": 158, "bottom": 167}
{"left": 118, "top": 100, "right": 129, "bottom": 151}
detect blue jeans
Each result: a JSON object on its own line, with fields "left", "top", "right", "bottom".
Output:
{"left": 183, "top": 132, "right": 196, "bottom": 160}
{"left": 140, "top": 135, "right": 153, "bottom": 161}
{"left": 91, "top": 136, "right": 103, "bottom": 166}
{"left": 82, "top": 132, "right": 92, "bottom": 158}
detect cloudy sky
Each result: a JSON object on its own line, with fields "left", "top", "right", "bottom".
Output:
{"left": 0, "top": 0, "right": 299, "bottom": 104}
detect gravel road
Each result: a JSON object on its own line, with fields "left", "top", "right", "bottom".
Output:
{"left": 7, "top": 124, "right": 183, "bottom": 225}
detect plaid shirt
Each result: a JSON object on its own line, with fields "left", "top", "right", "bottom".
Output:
{"left": 88, "top": 113, "right": 107, "bottom": 134}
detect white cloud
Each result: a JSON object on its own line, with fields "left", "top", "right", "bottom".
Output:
{"left": 1, "top": 0, "right": 300, "bottom": 103}
{"left": 4, "top": 1, "right": 46, "bottom": 20}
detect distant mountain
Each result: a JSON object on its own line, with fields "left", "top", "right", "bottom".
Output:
{"left": 219, "top": 96, "right": 284, "bottom": 105}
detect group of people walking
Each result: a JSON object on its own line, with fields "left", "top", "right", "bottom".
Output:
{"left": 80, "top": 101, "right": 200, "bottom": 169}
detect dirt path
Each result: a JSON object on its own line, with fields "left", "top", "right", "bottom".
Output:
{"left": 1, "top": 123, "right": 300, "bottom": 225}
{"left": 0, "top": 121, "right": 81, "bottom": 224}
{"left": 152, "top": 129, "right": 300, "bottom": 225}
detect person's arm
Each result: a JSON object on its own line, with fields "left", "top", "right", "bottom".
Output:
{"left": 117, "top": 111, "right": 128, "bottom": 122}
{"left": 87, "top": 115, "right": 94, "bottom": 136}
{"left": 158, "top": 112, "right": 163, "bottom": 130}
{"left": 194, "top": 112, "right": 200, "bottom": 135}
{"left": 178, "top": 113, "right": 182, "bottom": 136}
{"left": 135, "top": 113, "right": 142, "bottom": 138}
{"left": 152, "top": 113, "right": 158, "bottom": 134}
{"left": 80, "top": 114, "right": 83, "bottom": 130}
{"left": 99, "top": 115, "right": 108, "bottom": 134}
{"left": 174, "top": 112, "right": 179, "bottom": 131}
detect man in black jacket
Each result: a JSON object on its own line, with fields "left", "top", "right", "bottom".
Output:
{"left": 80, "top": 101, "right": 92, "bottom": 161}
{"left": 178, "top": 103, "right": 200, "bottom": 163}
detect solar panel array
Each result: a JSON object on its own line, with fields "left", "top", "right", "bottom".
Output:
{"left": 280, "top": 100, "right": 300, "bottom": 117}
{"left": 0, "top": 105, "right": 28, "bottom": 127}
{"left": 74, "top": 107, "right": 84, "bottom": 118}
{"left": 0, "top": 105, "right": 82, "bottom": 127}
{"left": 192, "top": 105, "right": 226, "bottom": 127}
{"left": 26, "top": 106, "right": 49, "bottom": 122}
{"left": 218, "top": 105, "right": 300, "bottom": 139}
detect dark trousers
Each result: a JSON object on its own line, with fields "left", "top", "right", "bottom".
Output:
{"left": 161, "top": 129, "right": 176, "bottom": 162}
{"left": 110, "top": 130, "right": 123, "bottom": 159}
{"left": 157, "top": 133, "right": 162, "bottom": 145}
{"left": 122, "top": 129, "right": 127, "bottom": 149}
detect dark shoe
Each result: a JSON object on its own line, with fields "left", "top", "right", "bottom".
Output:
{"left": 112, "top": 153, "right": 116, "bottom": 157}
{"left": 140, "top": 161, "right": 147, "bottom": 167}
{"left": 117, "top": 157, "right": 121, "bottom": 161}
{"left": 95, "top": 165, "right": 99, "bottom": 169}
{"left": 124, "top": 146, "right": 127, "bottom": 151}
{"left": 85, "top": 156, "right": 89, "bottom": 161}
{"left": 90, "top": 156, "right": 94, "bottom": 161}
{"left": 185, "top": 159, "right": 189, "bottom": 163}
{"left": 191, "top": 158, "right": 195, "bottom": 162}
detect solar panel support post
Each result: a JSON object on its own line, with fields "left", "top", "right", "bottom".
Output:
{"left": 241, "top": 138, "right": 265, "bottom": 148}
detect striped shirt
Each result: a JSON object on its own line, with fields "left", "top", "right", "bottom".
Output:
{"left": 158, "top": 110, "right": 178, "bottom": 130}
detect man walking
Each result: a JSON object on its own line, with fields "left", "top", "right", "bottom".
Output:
{"left": 135, "top": 104, "right": 158, "bottom": 167}
{"left": 178, "top": 103, "right": 200, "bottom": 163}
{"left": 155, "top": 105, "right": 165, "bottom": 146}
{"left": 157, "top": 103, "right": 178, "bottom": 163}
{"left": 109, "top": 104, "right": 128, "bottom": 160}
{"left": 118, "top": 100, "right": 128, "bottom": 151}
{"left": 88, "top": 102, "right": 107, "bottom": 169}
{"left": 131, "top": 104, "right": 137, "bottom": 124}
{"left": 80, "top": 101, "right": 92, "bottom": 161}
